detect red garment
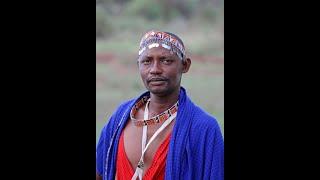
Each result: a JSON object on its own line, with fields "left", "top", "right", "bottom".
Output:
{"left": 116, "top": 131, "right": 171, "bottom": 180}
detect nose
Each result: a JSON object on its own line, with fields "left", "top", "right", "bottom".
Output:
{"left": 150, "top": 61, "right": 162, "bottom": 75}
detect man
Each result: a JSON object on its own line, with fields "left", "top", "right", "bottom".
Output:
{"left": 96, "top": 30, "right": 224, "bottom": 180}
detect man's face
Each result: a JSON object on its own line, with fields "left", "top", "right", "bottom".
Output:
{"left": 138, "top": 47, "right": 185, "bottom": 96}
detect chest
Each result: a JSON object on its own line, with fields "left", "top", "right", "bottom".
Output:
{"left": 122, "top": 117, "right": 174, "bottom": 173}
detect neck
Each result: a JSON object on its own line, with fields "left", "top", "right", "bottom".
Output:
{"left": 148, "top": 88, "right": 180, "bottom": 115}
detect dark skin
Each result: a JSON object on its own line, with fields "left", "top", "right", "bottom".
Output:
{"left": 96, "top": 47, "right": 191, "bottom": 179}
{"left": 96, "top": 173, "right": 102, "bottom": 180}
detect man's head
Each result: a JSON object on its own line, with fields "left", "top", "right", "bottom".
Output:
{"left": 137, "top": 30, "right": 191, "bottom": 96}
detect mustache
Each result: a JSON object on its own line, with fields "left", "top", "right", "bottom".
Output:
{"left": 147, "top": 77, "right": 168, "bottom": 83}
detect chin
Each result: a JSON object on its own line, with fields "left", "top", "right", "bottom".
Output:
{"left": 149, "top": 87, "right": 167, "bottom": 95}
{"left": 148, "top": 87, "right": 175, "bottom": 97}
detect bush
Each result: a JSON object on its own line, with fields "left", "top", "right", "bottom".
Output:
{"left": 125, "top": 0, "right": 164, "bottom": 20}
{"left": 96, "top": 6, "right": 112, "bottom": 38}
{"left": 198, "top": 1, "right": 224, "bottom": 23}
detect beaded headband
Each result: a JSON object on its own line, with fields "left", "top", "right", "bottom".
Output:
{"left": 138, "top": 30, "right": 186, "bottom": 61}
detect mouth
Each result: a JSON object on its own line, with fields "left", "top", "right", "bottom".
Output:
{"left": 148, "top": 77, "right": 167, "bottom": 82}
{"left": 147, "top": 77, "right": 168, "bottom": 86}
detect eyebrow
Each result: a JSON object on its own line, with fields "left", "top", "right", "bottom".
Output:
{"left": 144, "top": 55, "right": 177, "bottom": 59}
{"left": 160, "top": 56, "right": 176, "bottom": 60}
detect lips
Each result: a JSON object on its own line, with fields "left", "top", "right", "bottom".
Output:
{"left": 147, "top": 77, "right": 168, "bottom": 83}
{"left": 147, "top": 77, "right": 168, "bottom": 86}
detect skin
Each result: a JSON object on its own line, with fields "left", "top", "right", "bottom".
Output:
{"left": 96, "top": 46, "right": 191, "bottom": 180}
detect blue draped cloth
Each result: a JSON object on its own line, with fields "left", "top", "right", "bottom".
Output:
{"left": 97, "top": 87, "right": 224, "bottom": 180}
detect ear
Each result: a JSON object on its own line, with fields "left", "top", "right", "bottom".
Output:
{"left": 181, "top": 57, "right": 191, "bottom": 73}
{"left": 137, "top": 57, "right": 142, "bottom": 69}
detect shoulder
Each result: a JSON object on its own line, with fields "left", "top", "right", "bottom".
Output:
{"left": 191, "top": 105, "right": 221, "bottom": 131}
{"left": 187, "top": 105, "right": 224, "bottom": 148}
{"left": 97, "top": 98, "right": 136, "bottom": 151}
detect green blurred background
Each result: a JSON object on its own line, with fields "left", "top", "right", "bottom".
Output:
{"left": 96, "top": 0, "right": 224, "bottom": 143}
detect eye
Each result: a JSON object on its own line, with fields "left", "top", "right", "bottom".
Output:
{"left": 141, "top": 59, "right": 151, "bottom": 65}
{"left": 162, "top": 59, "right": 173, "bottom": 64}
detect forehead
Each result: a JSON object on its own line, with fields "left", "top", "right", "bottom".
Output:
{"left": 140, "top": 47, "right": 179, "bottom": 59}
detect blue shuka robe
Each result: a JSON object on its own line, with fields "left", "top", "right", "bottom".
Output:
{"left": 97, "top": 87, "right": 224, "bottom": 180}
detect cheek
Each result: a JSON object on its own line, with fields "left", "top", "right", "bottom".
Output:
{"left": 139, "top": 69, "right": 148, "bottom": 80}
{"left": 168, "top": 69, "right": 182, "bottom": 82}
